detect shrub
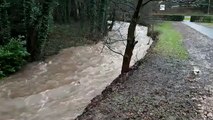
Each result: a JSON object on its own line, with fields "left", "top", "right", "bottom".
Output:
{"left": 190, "top": 16, "right": 213, "bottom": 23}
{"left": 154, "top": 15, "right": 184, "bottom": 21}
{"left": 190, "top": 16, "right": 200, "bottom": 22}
{"left": 0, "top": 36, "right": 29, "bottom": 79}
{"left": 203, "top": 16, "right": 213, "bottom": 23}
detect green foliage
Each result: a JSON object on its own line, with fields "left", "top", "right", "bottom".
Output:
{"left": 53, "top": 0, "right": 110, "bottom": 38}
{"left": 194, "top": 0, "right": 213, "bottom": 8}
{"left": 89, "top": 0, "right": 98, "bottom": 33}
{"left": 23, "top": 0, "right": 55, "bottom": 60}
{"left": 0, "top": 0, "right": 10, "bottom": 44}
{"left": 54, "top": 0, "right": 71, "bottom": 23}
{"left": 154, "top": 15, "right": 185, "bottom": 21}
{"left": 24, "top": 0, "right": 42, "bottom": 28}
{"left": 155, "top": 22, "right": 188, "bottom": 60}
{"left": 98, "top": 0, "right": 108, "bottom": 35}
{"left": 0, "top": 36, "right": 29, "bottom": 79}
{"left": 0, "top": 0, "right": 110, "bottom": 61}
{"left": 86, "top": 0, "right": 109, "bottom": 38}
{"left": 0, "top": 0, "right": 56, "bottom": 77}
{"left": 190, "top": 15, "right": 213, "bottom": 23}
{"left": 38, "top": 0, "right": 53, "bottom": 59}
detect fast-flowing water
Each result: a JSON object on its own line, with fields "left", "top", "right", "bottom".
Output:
{"left": 0, "top": 22, "right": 152, "bottom": 120}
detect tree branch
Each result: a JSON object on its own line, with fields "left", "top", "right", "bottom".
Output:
{"left": 105, "top": 44, "right": 124, "bottom": 57}
{"left": 142, "top": 0, "right": 163, "bottom": 7}
{"left": 142, "top": 0, "right": 153, "bottom": 7}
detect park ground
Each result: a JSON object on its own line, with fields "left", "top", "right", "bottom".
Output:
{"left": 76, "top": 22, "right": 213, "bottom": 120}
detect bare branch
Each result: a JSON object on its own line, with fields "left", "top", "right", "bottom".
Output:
{"left": 142, "top": 0, "right": 161, "bottom": 7}
{"left": 105, "top": 38, "right": 127, "bottom": 45}
{"left": 142, "top": 0, "right": 152, "bottom": 7}
{"left": 111, "top": 0, "right": 136, "bottom": 11}
{"left": 105, "top": 44, "right": 124, "bottom": 57}
{"left": 100, "top": 44, "right": 105, "bottom": 53}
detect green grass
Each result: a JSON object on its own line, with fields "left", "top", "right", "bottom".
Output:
{"left": 184, "top": 17, "right": 191, "bottom": 21}
{"left": 154, "top": 22, "right": 189, "bottom": 60}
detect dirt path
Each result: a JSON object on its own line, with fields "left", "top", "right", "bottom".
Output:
{"left": 76, "top": 22, "right": 213, "bottom": 120}
{"left": 174, "top": 22, "right": 213, "bottom": 119}
{"left": 0, "top": 22, "right": 152, "bottom": 120}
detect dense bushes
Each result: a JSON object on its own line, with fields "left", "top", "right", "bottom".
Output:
{"left": 153, "top": 15, "right": 184, "bottom": 21}
{"left": 190, "top": 16, "right": 213, "bottom": 23}
{"left": 0, "top": 36, "right": 29, "bottom": 78}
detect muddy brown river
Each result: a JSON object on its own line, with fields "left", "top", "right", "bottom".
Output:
{"left": 0, "top": 22, "right": 152, "bottom": 120}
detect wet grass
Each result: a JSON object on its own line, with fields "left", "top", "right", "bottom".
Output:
{"left": 154, "top": 22, "right": 189, "bottom": 60}
{"left": 184, "top": 17, "right": 191, "bottom": 21}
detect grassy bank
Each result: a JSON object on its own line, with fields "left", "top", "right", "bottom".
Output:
{"left": 154, "top": 22, "right": 188, "bottom": 59}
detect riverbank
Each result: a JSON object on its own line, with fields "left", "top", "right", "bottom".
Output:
{"left": 76, "top": 22, "right": 213, "bottom": 120}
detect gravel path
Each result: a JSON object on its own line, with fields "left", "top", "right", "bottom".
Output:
{"left": 174, "top": 22, "right": 213, "bottom": 119}
{"left": 76, "top": 22, "right": 213, "bottom": 120}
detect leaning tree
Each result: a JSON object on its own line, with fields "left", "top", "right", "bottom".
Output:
{"left": 121, "top": 0, "right": 160, "bottom": 73}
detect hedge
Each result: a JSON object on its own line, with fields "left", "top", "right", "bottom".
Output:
{"left": 190, "top": 16, "right": 213, "bottom": 23}
{"left": 153, "top": 15, "right": 185, "bottom": 21}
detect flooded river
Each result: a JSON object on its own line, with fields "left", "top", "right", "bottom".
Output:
{"left": 0, "top": 22, "right": 152, "bottom": 120}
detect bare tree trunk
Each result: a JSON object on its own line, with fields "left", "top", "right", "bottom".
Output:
{"left": 26, "top": 25, "right": 38, "bottom": 61}
{"left": 109, "top": 9, "right": 115, "bottom": 31}
{"left": 121, "top": 0, "right": 143, "bottom": 73}
{"left": 71, "top": 0, "right": 78, "bottom": 21}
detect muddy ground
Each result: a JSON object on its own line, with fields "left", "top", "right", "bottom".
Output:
{"left": 76, "top": 22, "right": 213, "bottom": 120}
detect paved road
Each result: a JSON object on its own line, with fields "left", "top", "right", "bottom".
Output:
{"left": 183, "top": 21, "right": 213, "bottom": 39}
